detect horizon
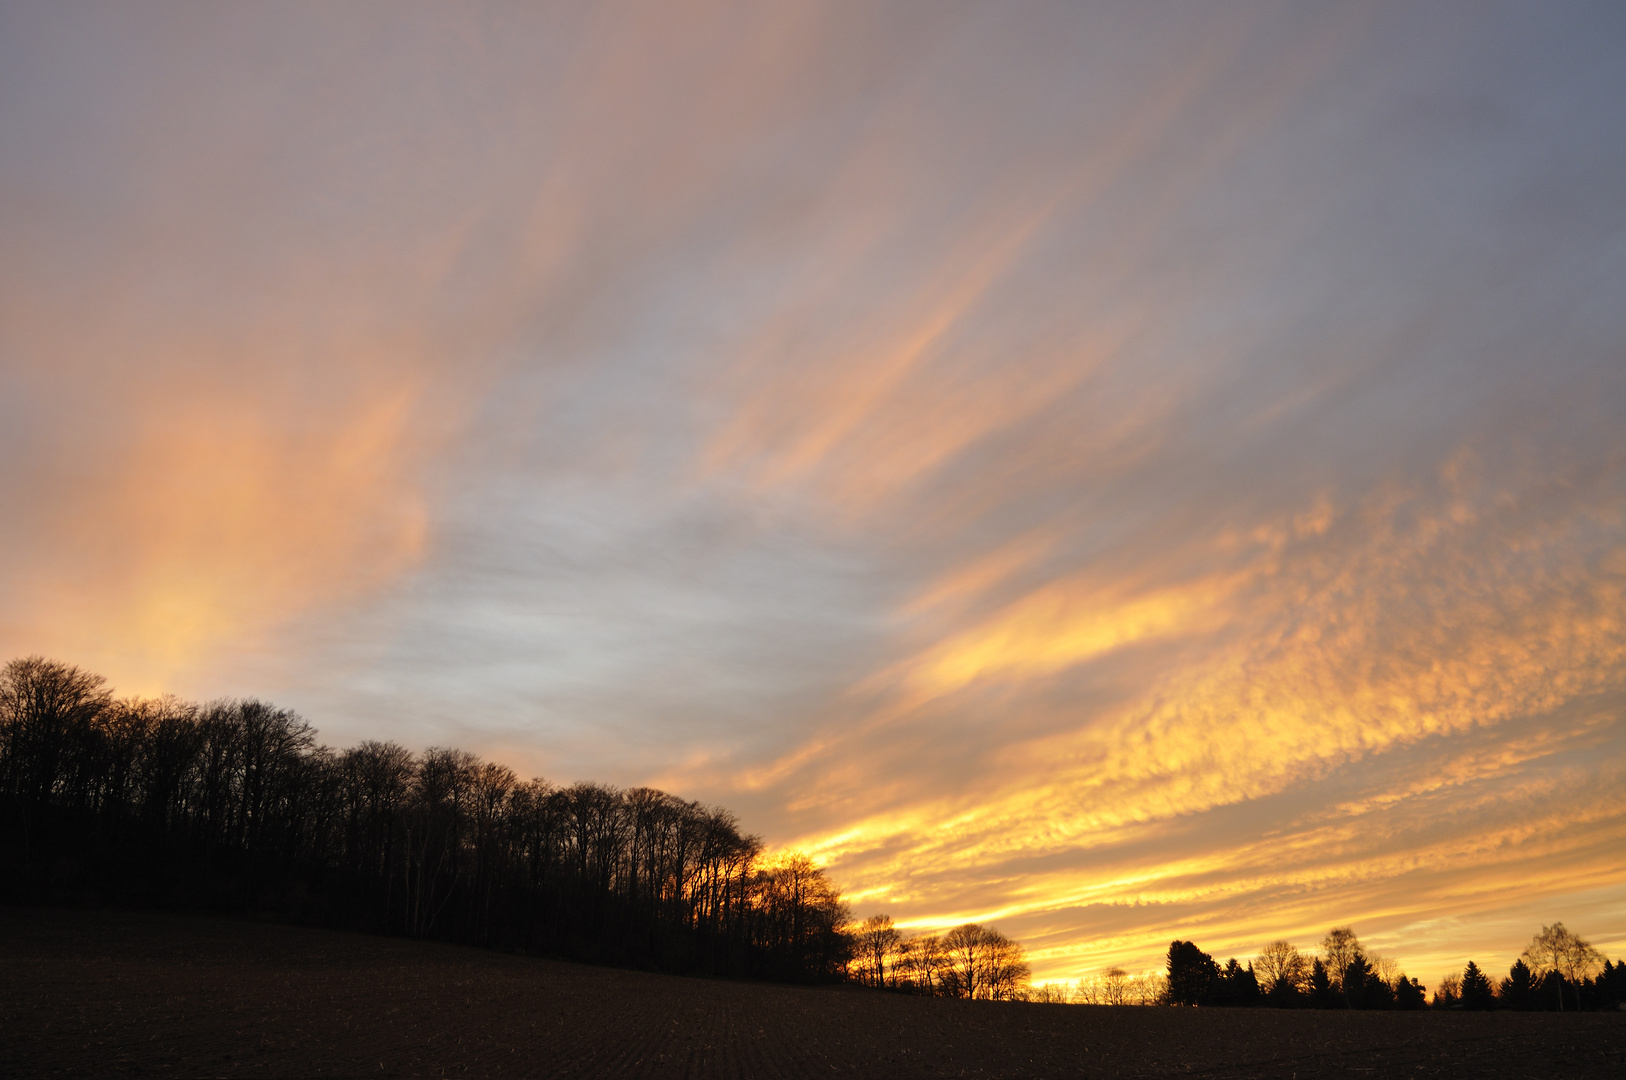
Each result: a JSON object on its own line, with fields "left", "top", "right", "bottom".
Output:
{"left": 3, "top": 2, "right": 1624, "bottom": 992}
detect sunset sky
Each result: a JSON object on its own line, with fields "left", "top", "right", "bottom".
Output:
{"left": 4, "top": 2, "right": 1624, "bottom": 988}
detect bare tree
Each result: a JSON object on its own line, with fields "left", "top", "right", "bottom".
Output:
{"left": 1522, "top": 922, "right": 1604, "bottom": 1012}
{"left": 1071, "top": 975, "right": 1102, "bottom": 1004}
{"left": 853, "top": 914, "right": 903, "bottom": 987}
{"left": 0, "top": 656, "right": 112, "bottom": 819}
{"left": 1029, "top": 982, "right": 1070, "bottom": 1004}
{"left": 939, "top": 923, "right": 1030, "bottom": 1000}
{"left": 943, "top": 924, "right": 988, "bottom": 999}
{"left": 985, "top": 932, "right": 1032, "bottom": 1000}
{"left": 1137, "top": 971, "right": 1171, "bottom": 1006}
{"left": 900, "top": 933, "right": 946, "bottom": 995}
{"left": 1255, "top": 940, "right": 1309, "bottom": 998}
{"left": 6, "top": 653, "right": 992, "bottom": 987}
{"left": 1320, "top": 927, "right": 1363, "bottom": 991}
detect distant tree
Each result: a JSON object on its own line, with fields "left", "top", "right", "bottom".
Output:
{"left": 1343, "top": 956, "right": 1372, "bottom": 1009}
{"left": 1103, "top": 967, "right": 1131, "bottom": 1005}
{"left": 0, "top": 655, "right": 885, "bottom": 985}
{"left": 0, "top": 656, "right": 112, "bottom": 821}
{"left": 1308, "top": 958, "right": 1340, "bottom": 1009}
{"left": 1167, "top": 940, "right": 1218, "bottom": 1006}
{"left": 1211, "top": 958, "right": 1261, "bottom": 1006}
{"left": 753, "top": 852, "right": 853, "bottom": 980}
{"left": 1320, "top": 927, "right": 1363, "bottom": 992}
{"left": 1029, "top": 982, "right": 1070, "bottom": 1004}
{"left": 1241, "top": 962, "right": 1262, "bottom": 1004}
{"left": 1499, "top": 959, "right": 1534, "bottom": 1010}
{"left": 1461, "top": 961, "right": 1495, "bottom": 1010}
{"left": 1536, "top": 970, "right": 1566, "bottom": 1011}
{"left": 1135, "top": 971, "right": 1171, "bottom": 1006}
{"left": 1434, "top": 973, "right": 1461, "bottom": 1009}
{"left": 1599, "top": 959, "right": 1626, "bottom": 1010}
{"left": 941, "top": 923, "right": 1029, "bottom": 1001}
{"left": 853, "top": 914, "right": 902, "bottom": 987}
{"left": 985, "top": 933, "right": 1032, "bottom": 1001}
{"left": 899, "top": 933, "right": 946, "bottom": 995}
{"left": 1367, "top": 952, "right": 1399, "bottom": 990}
{"left": 1361, "top": 962, "right": 1395, "bottom": 1010}
{"left": 1395, "top": 975, "right": 1427, "bottom": 1010}
{"left": 1555, "top": 934, "right": 1605, "bottom": 1011}
{"left": 1076, "top": 967, "right": 1161, "bottom": 1006}
{"left": 1522, "top": 923, "right": 1603, "bottom": 1012}
{"left": 1256, "top": 940, "right": 1308, "bottom": 1006}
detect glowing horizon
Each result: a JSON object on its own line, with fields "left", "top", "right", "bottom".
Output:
{"left": 3, "top": 1, "right": 1624, "bottom": 991}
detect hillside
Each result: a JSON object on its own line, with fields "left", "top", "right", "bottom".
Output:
{"left": 2, "top": 908, "right": 1620, "bottom": 1078}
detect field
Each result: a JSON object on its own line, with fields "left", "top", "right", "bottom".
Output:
{"left": 2, "top": 909, "right": 1620, "bottom": 1079}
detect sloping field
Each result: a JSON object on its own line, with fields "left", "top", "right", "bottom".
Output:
{"left": 1, "top": 909, "right": 1620, "bottom": 1079}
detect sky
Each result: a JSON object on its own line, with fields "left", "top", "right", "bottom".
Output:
{"left": 3, "top": 1, "right": 1624, "bottom": 989}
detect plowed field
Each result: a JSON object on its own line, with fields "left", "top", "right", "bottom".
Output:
{"left": 2, "top": 908, "right": 1620, "bottom": 1078}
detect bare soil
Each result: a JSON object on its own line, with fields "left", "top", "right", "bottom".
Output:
{"left": 2, "top": 908, "right": 1620, "bottom": 1079}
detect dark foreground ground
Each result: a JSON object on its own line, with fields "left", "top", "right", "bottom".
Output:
{"left": 1, "top": 909, "right": 1620, "bottom": 1079}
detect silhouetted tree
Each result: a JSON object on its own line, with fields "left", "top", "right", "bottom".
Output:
{"left": 0, "top": 656, "right": 868, "bottom": 985}
{"left": 941, "top": 923, "right": 1030, "bottom": 1000}
{"left": 1344, "top": 956, "right": 1373, "bottom": 1009}
{"left": 1028, "top": 982, "right": 1070, "bottom": 1003}
{"left": 1395, "top": 975, "right": 1427, "bottom": 1010}
{"left": 1362, "top": 964, "right": 1395, "bottom": 1010}
{"left": 1320, "top": 927, "right": 1362, "bottom": 994}
{"left": 0, "top": 657, "right": 112, "bottom": 841}
{"left": 1522, "top": 923, "right": 1602, "bottom": 1012}
{"left": 1167, "top": 940, "right": 1218, "bottom": 1006}
{"left": 1211, "top": 958, "right": 1261, "bottom": 1007}
{"left": 751, "top": 852, "right": 852, "bottom": 980}
{"left": 1598, "top": 959, "right": 1626, "bottom": 1010}
{"left": 1102, "top": 967, "right": 1131, "bottom": 1005}
{"left": 1308, "top": 958, "right": 1341, "bottom": 1008}
{"left": 854, "top": 914, "right": 902, "bottom": 987}
{"left": 899, "top": 932, "right": 947, "bottom": 995}
{"left": 1434, "top": 973, "right": 1461, "bottom": 1009}
{"left": 1461, "top": 961, "right": 1495, "bottom": 1010}
{"left": 1498, "top": 959, "right": 1534, "bottom": 1010}
{"left": 1256, "top": 940, "right": 1308, "bottom": 1006}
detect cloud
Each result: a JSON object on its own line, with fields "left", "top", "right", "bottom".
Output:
{"left": 3, "top": 1, "right": 1625, "bottom": 991}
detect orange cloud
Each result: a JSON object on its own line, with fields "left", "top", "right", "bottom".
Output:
{"left": 12, "top": 381, "right": 430, "bottom": 694}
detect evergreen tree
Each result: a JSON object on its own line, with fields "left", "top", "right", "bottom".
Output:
{"left": 1499, "top": 959, "right": 1534, "bottom": 1010}
{"left": 1601, "top": 959, "right": 1626, "bottom": 1010}
{"left": 1343, "top": 956, "right": 1372, "bottom": 1009}
{"left": 1536, "top": 970, "right": 1564, "bottom": 1011}
{"left": 1461, "top": 961, "right": 1495, "bottom": 1010}
{"left": 1395, "top": 975, "right": 1427, "bottom": 1010}
{"left": 1241, "top": 962, "right": 1262, "bottom": 1005}
{"left": 1166, "top": 940, "right": 1218, "bottom": 1006}
{"left": 1362, "top": 965, "right": 1395, "bottom": 1009}
{"left": 1216, "top": 959, "right": 1261, "bottom": 1006}
{"left": 1308, "top": 958, "right": 1339, "bottom": 1008}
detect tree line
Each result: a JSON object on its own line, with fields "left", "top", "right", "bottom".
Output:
{"left": 12, "top": 654, "right": 1616, "bottom": 1010}
{"left": 1161, "top": 923, "right": 1624, "bottom": 1012}
{"left": 844, "top": 915, "right": 1622, "bottom": 1010}
{"left": 0, "top": 656, "right": 851, "bottom": 981}
{"left": 850, "top": 914, "right": 1031, "bottom": 1000}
